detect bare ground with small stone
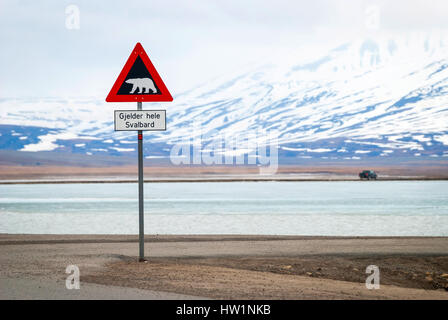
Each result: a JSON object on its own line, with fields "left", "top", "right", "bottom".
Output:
{"left": 1, "top": 235, "right": 447, "bottom": 299}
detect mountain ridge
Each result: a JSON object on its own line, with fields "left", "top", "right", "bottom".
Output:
{"left": 1, "top": 35, "right": 448, "bottom": 166}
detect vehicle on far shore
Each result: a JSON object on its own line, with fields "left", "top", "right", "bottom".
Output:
{"left": 359, "top": 170, "right": 377, "bottom": 180}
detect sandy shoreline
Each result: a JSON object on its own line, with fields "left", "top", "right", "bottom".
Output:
{"left": 1, "top": 234, "right": 447, "bottom": 299}
{"left": 1, "top": 164, "right": 448, "bottom": 184}
{"left": 2, "top": 177, "right": 448, "bottom": 184}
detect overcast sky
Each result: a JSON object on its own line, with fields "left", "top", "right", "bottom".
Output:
{"left": 1, "top": 0, "right": 448, "bottom": 98}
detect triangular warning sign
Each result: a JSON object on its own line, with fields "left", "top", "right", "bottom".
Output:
{"left": 106, "top": 43, "right": 173, "bottom": 102}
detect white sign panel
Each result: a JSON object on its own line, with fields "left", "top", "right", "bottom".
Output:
{"left": 114, "top": 110, "right": 166, "bottom": 131}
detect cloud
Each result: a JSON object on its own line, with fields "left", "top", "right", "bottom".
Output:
{"left": 0, "top": 0, "right": 447, "bottom": 98}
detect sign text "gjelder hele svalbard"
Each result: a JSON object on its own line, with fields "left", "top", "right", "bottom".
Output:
{"left": 114, "top": 110, "right": 166, "bottom": 131}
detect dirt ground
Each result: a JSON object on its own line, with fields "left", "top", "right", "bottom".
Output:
{"left": 1, "top": 235, "right": 447, "bottom": 299}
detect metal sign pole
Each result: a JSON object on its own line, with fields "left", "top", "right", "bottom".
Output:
{"left": 107, "top": 43, "right": 172, "bottom": 261}
{"left": 137, "top": 101, "right": 145, "bottom": 262}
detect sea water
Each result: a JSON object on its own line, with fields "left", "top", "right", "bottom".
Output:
{"left": 0, "top": 181, "right": 447, "bottom": 236}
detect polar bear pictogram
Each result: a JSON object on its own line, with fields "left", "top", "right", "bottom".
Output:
{"left": 125, "top": 78, "right": 157, "bottom": 94}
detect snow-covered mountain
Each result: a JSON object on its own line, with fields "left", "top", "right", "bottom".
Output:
{"left": 1, "top": 34, "right": 448, "bottom": 164}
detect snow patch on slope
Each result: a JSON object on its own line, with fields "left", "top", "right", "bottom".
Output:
{"left": 21, "top": 132, "right": 79, "bottom": 152}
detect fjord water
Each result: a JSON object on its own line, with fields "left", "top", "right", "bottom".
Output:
{"left": 0, "top": 181, "right": 447, "bottom": 236}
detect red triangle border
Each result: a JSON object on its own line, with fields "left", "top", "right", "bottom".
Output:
{"left": 106, "top": 43, "right": 173, "bottom": 102}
